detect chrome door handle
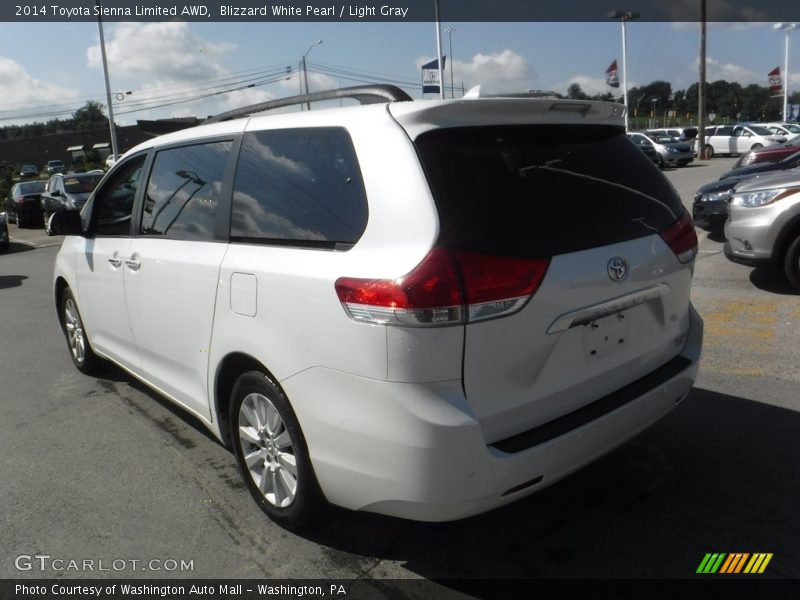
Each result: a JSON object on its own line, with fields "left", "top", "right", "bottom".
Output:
{"left": 125, "top": 258, "right": 141, "bottom": 271}
{"left": 108, "top": 257, "right": 122, "bottom": 268}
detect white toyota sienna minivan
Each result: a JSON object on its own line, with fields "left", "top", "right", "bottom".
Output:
{"left": 52, "top": 85, "right": 703, "bottom": 528}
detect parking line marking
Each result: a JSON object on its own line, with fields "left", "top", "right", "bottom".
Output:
{"left": 9, "top": 236, "right": 61, "bottom": 249}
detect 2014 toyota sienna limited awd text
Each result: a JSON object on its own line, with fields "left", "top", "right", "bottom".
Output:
{"left": 52, "top": 85, "right": 703, "bottom": 529}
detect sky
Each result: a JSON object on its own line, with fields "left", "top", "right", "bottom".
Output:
{"left": 0, "top": 20, "right": 797, "bottom": 127}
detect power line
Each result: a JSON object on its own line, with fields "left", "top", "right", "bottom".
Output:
{"left": 0, "top": 66, "right": 293, "bottom": 123}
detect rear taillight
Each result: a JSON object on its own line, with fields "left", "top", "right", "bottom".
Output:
{"left": 660, "top": 211, "right": 698, "bottom": 264}
{"left": 335, "top": 247, "right": 549, "bottom": 327}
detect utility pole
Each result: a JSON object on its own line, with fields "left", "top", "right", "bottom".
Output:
{"left": 698, "top": 0, "right": 707, "bottom": 159}
{"left": 301, "top": 40, "right": 322, "bottom": 111}
{"left": 445, "top": 27, "right": 455, "bottom": 98}
{"left": 95, "top": 0, "right": 118, "bottom": 159}
{"left": 434, "top": 0, "right": 444, "bottom": 100}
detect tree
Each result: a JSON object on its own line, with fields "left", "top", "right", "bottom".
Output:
{"left": 72, "top": 101, "right": 107, "bottom": 130}
{"left": 567, "top": 83, "right": 588, "bottom": 100}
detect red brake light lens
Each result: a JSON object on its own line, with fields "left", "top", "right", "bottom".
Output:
{"left": 660, "top": 211, "right": 698, "bottom": 264}
{"left": 335, "top": 247, "right": 550, "bottom": 327}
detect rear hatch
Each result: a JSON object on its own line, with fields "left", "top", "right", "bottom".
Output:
{"left": 407, "top": 116, "right": 697, "bottom": 443}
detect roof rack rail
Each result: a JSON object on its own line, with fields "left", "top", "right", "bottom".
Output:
{"left": 205, "top": 84, "right": 413, "bottom": 124}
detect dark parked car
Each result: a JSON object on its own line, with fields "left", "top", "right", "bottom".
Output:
{"left": 5, "top": 180, "right": 46, "bottom": 227}
{"left": 693, "top": 157, "right": 800, "bottom": 228}
{"left": 41, "top": 172, "right": 104, "bottom": 235}
{"left": 46, "top": 160, "right": 67, "bottom": 175}
{"left": 721, "top": 148, "right": 800, "bottom": 181}
{"left": 732, "top": 135, "right": 800, "bottom": 169}
{"left": 19, "top": 164, "right": 38, "bottom": 178}
{"left": 0, "top": 212, "right": 8, "bottom": 252}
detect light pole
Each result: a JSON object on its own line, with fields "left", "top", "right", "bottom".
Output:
{"left": 774, "top": 23, "right": 797, "bottom": 122}
{"left": 301, "top": 39, "right": 323, "bottom": 110}
{"left": 608, "top": 10, "right": 640, "bottom": 131}
{"left": 445, "top": 26, "right": 455, "bottom": 98}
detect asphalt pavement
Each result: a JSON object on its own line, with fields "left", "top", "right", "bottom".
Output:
{"left": 0, "top": 159, "right": 798, "bottom": 594}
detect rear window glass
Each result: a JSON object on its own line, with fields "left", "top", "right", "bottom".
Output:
{"left": 18, "top": 181, "right": 45, "bottom": 194}
{"left": 63, "top": 175, "right": 102, "bottom": 193}
{"left": 414, "top": 125, "right": 683, "bottom": 257}
{"left": 748, "top": 126, "right": 772, "bottom": 136}
{"left": 231, "top": 127, "right": 367, "bottom": 248}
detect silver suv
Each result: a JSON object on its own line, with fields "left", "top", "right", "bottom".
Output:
{"left": 51, "top": 85, "right": 703, "bottom": 528}
{"left": 725, "top": 170, "right": 800, "bottom": 289}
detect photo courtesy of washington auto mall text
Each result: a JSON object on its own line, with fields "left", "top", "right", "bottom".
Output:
{"left": 13, "top": 582, "right": 349, "bottom": 598}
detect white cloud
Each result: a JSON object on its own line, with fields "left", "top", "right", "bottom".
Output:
{"left": 417, "top": 49, "right": 535, "bottom": 93}
{"left": 87, "top": 22, "right": 234, "bottom": 82}
{"left": 220, "top": 87, "right": 276, "bottom": 111}
{"left": 85, "top": 24, "right": 340, "bottom": 121}
{"left": 86, "top": 22, "right": 247, "bottom": 122}
{"left": 692, "top": 56, "right": 762, "bottom": 85}
{"left": 0, "top": 57, "right": 77, "bottom": 123}
{"left": 278, "top": 71, "right": 339, "bottom": 95}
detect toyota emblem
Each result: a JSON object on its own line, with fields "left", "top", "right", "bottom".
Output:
{"left": 607, "top": 257, "right": 629, "bottom": 282}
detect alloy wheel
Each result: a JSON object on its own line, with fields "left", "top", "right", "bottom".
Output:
{"left": 238, "top": 392, "right": 298, "bottom": 508}
{"left": 63, "top": 297, "right": 86, "bottom": 364}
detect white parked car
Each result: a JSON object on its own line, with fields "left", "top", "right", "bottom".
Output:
{"left": 758, "top": 122, "right": 800, "bottom": 137}
{"left": 51, "top": 85, "right": 703, "bottom": 528}
{"left": 702, "top": 124, "right": 785, "bottom": 157}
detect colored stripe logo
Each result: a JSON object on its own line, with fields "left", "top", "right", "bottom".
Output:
{"left": 697, "top": 553, "right": 773, "bottom": 574}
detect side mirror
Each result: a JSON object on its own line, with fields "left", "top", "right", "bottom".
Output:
{"left": 50, "top": 210, "right": 83, "bottom": 236}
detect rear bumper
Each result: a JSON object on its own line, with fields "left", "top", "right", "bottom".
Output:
{"left": 282, "top": 306, "right": 703, "bottom": 522}
{"left": 15, "top": 201, "right": 41, "bottom": 220}
{"left": 662, "top": 151, "right": 693, "bottom": 166}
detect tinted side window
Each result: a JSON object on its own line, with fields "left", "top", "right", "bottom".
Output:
{"left": 231, "top": 127, "right": 368, "bottom": 248}
{"left": 141, "top": 141, "right": 231, "bottom": 240}
{"left": 717, "top": 126, "right": 734, "bottom": 136}
{"left": 415, "top": 125, "right": 684, "bottom": 258}
{"left": 93, "top": 156, "right": 145, "bottom": 236}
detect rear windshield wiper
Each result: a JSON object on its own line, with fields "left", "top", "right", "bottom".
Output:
{"left": 518, "top": 162, "right": 679, "bottom": 221}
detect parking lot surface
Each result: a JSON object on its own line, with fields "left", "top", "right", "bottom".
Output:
{"left": 1, "top": 158, "right": 798, "bottom": 590}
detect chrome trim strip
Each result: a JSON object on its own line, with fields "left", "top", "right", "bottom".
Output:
{"left": 546, "top": 283, "right": 671, "bottom": 334}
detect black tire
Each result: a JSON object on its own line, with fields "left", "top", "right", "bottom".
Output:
{"left": 230, "top": 371, "right": 323, "bottom": 529}
{"left": 784, "top": 235, "right": 800, "bottom": 291}
{"left": 656, "top": 154, "right": 665, "bottom": 169}
{"left": 16, "top": 212, "right": 24, "bottom": 228}
{"left": 751, "top": 143, "right": 763, "bottom": 151}
{"left": 44, "top": 211, "right": 56, "bottom": 236}
{"left": 704, "top": 144, "right": 714, "bottom": 159}
{"left": 60, "top": 287, "right": 100, "bottom": 374}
